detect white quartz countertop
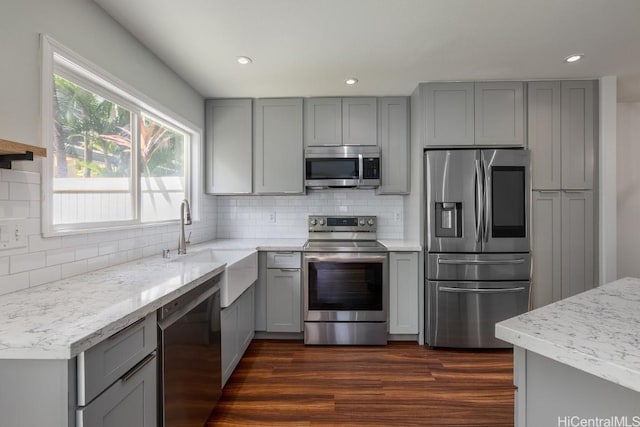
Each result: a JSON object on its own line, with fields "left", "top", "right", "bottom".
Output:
{"left": 378, "top": 240, "right": 422, "bottom": 251}
{"left": 0, "top": 243, "right": 247, "bottom": 360}
{"left": 496, "top": 277, "right": 640, "bottom": 393}
{"left": 201, "top": 238, "right": 307, "bottom": 251}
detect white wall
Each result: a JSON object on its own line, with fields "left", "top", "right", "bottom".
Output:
{"left": 616, "top": 102, "right": 640, "bottom": 278}
{"left": 0, "top": 0, "right": 216, "bottom": 296}
{"left": 217, "top": 190, "right": 403, "bottom": 239}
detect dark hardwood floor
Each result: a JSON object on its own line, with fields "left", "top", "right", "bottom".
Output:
{"left": 207, "top": 340, "right": 515, "bottom": 426}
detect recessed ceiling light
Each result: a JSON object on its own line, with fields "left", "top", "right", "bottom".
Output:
{"left": 564, "top": 54, "right": 584, "bottom": 63}
{"left": 345, "top": 78, "right": 358, "bottom": 85}
{"left": 236, "top": 56, "right": 252, "bottom": 65}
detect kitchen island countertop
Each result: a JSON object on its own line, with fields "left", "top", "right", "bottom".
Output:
{"left": 496, "top": 277, "right": 640, "bottom": 393}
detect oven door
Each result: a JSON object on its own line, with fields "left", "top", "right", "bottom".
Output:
{"left": 304, "top": 252, "right": 388, "bottom": 322}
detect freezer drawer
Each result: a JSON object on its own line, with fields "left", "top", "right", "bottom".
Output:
{"left": 426, "top": 253, "right": 530, "bottom": 281}
{"left": 427, "top": 280, "right": 530, "bottom": 348}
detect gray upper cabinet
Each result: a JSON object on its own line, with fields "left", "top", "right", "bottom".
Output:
{"left": 304, "top": 97, "right": 377, "bottom": 147}
{"left": 377, "top": 97, "right": 410, "bottom": 195}
{"left": 424, "top": 82, "right": 475, "bottom": 146}
{"left": 528, "top": 82, "right": 562, "bottom": 189}
{"left": 422, "top": 81, "right": 524, "bottom": 147}
{"left": 561, "top": 81, "right": 595, "bottom": 190}
{"left": 474, "top": 81, "right": 525, "bottom": 146}
{"left": 304, "top": 98, "right": 342, "bottom": 146}
{"left": 528, "top": 80, "right": 595, "bottom": 190}
{"left": 254, "top": 98, "right": 304, "bottom": 194}
{"left": 205, "top": 99, "right": 253, "bottom": 194}
{"left": 342, "top": 97, "right": 378, "bottom": 145}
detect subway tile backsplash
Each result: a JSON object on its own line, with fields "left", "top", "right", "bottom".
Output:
{"left": 0, "top": 169, "right": 217, "bottom": 296}
{"left": 216, "top": 190, "right": 404, "bottom": 239}
{"left": 0, "top": 171, "right": 404, "bottom": 296}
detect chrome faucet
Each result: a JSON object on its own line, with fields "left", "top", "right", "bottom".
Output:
{"left": 178, "top": 199, "right": 192, "bottom": 255}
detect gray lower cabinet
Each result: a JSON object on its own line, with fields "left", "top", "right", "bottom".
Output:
{"left": 420, "top": 81, "right": 524, "bottom": 147}
{"left": 254, "top": 98, "right": 304, "bottom": 194}
{"left": 76, "top": 352, "right": 156, "bottom": 427}
{"left": 388, "top": 252, "right": 419, "bottom": 334}
{"left": 205, "top": 99, "right": 253, "bottom": 194}
{"left": 532, "top": 190, "right": 594, "bottom": 308}
{"left": 528, "top": 80, "right": 595, "bottom": 190}
{"left": 377, "top": 97, "right": 410, "bottom": 195}
{"left": 221, "top": 285, "right": 255, "bottom": 386}
{"left": 265, "top": 251, "right": 302, "bottom": 333}
{"left": 0, "top": 313, "right": 158, "bottom": 427}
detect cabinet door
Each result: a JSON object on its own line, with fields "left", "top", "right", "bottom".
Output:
{"left": 238, "top": 286, "right": 255, "bottom": 353}
{"left": 532, "top": 191, "right": 562, "bottom": 308}
{"left": 389, "top": 252, "right": 419, "bottom": 334}
{"left": 377, "top": 97, "right": 410, "bottom": 194}
{"left": 424, "top": 82, "right": 475, "bottom": 146}
{"left": 475, "top": 81, "right": 525, "bottom": 146}
{"left": 561, "top": 191, "right": 594, "bottom": 299}
{"left": 528, "top": 82, "right": 562, "bottom": 190}
{"left": 254, "top": 98, "right": 304, "bottom": 194}
{"left": 561, "top": 81, "right": 595, "bottom": 189}
{"left": 220, "top": 302, "right": 239, "bottom": 386}
{"left": 254, "top": 252, "right": 267, "bottom": 331}
{"left": 266, "top": 268, "right": 302, "bottom": 332}
{"left": 205, "top": 99, "right": 252, "bottom": 194}
{"left": 342, "top": 97, "right": 377, "bottom": 145}
{"left": 304, "top": 98, "right": 342, "bottom": 146}
{"left": 77, "top": 353, "right": 156, "bottom": 427}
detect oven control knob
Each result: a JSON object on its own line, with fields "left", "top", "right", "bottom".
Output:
{"left": 359, "top": 219, "right": 365, "bottom": 226}
{"left": 367, "top": 219, "right": 375, "bottom": 226}
{"left": 319, "top": 218, "right": 325, "bottom": 225}
{"left": 310, "top": 219, "right": 317, "bottom": 225}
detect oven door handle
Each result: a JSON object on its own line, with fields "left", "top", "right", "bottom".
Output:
{"left": 304, "top": 254, "right": 387, "bottom": 263}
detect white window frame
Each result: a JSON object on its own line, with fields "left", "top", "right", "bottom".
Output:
{"left": 41, "top": 35, "right": 202, "bottom": 236}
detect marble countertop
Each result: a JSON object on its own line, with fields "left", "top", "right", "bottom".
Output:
{"left": 204, "top": 238, "right": 421, "bottom": 251}
{"left": 496, "top": 277, "right": 640, "bottom": 393}
{"left": 378, "top": 240, "right": 422, "bottom": 251}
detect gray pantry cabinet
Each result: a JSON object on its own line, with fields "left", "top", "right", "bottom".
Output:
{"left": 304, "top": 97, "right": 377, "bottom": 146}
{"left": 0, "top": 312, "right": 157, "bottom": 427}
{"left": 265, "top": 251, "right": 302, "bottom": 333}
{"left": 205, "top": 99, "right": 253, "bottom": 194}
{"left": 529, "top": 80, "right": 596, "bottom": 308}
{"left": 253, "top": 98, "right": 304, "bottom": 194}
{"left": 388, "top": 252, "right": 419, "bottom": 335}
{"left": 376, "top": 97, "right": 410, "bottom": 195}
{"left": 419, "top": 81, "right": 524, "bottom": 147}
{"left": 221, "top": 284, "right": 255, "bottom": 386}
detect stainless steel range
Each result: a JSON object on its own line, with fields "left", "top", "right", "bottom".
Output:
{"left": 303, "top": 215, "right": 388, "bottom": 345}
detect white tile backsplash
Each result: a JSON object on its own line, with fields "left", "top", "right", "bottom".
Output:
{"left": 0, "top": 169, "right": 217, "bottom": 296}
{"left": 216, "top": 189, "right": 404, "bottom": 239}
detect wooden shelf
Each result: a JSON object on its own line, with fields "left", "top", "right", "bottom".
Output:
{"left": 0, "top": 139, "right": 47, "bottom": 169}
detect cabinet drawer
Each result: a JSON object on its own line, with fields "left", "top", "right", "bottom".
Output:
{"left": 266, "top": 251, "right": 301, "bottom": 269}
{"left": 76, "top": 351, "right": 157, "bottom": 427}
{"left": 77, "top": 312, "right": 157, "bottom": 406}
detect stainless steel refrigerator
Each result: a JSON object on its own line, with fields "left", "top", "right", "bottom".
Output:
{"left": 424, "top": 149, "right": 531, "bottom": 348}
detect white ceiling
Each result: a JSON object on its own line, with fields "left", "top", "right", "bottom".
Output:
{"left": 95, "top": 0, "right": 640, "bottom": 101}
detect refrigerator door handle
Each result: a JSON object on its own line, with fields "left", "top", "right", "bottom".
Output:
{"left": 439, "top": 286, "right": 527, "bottom": 294}
{"left": 437, "top": 258, "right": 526, "bottom": 265}
{"left": 483, "top": 160, "right": 491, "bottom": 242}
{"left": 475, "top": 157, "right": 483, "bottom": 243}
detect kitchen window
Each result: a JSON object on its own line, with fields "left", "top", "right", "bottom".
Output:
{"left": 41, "top": 36, "right": 199, "bottom": 235}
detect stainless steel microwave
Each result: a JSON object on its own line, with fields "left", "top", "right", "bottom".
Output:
{"left": 305, "top": 146, "right": 380, "bottom": 189}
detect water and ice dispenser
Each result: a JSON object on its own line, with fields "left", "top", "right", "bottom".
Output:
{"left": 435, "top": 202, "right": 462, "bottom": 238}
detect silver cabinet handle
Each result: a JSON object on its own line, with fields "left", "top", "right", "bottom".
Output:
{"left": 274, "top": 251, "right": 294, "bottom": 255}
{"left": 537, "top": 190, "right": 560, "bottom": 194}
{"left": 437, "top": 258, "right": 525, "bottom": 265}
{"left": 279, "top": 268, "right": 299, "bottom": 272}
{"left": 122, "top": 351, "right": 156, "bottom": 383}
{"left": 440, "top": 286, "right": 526, "bottom": 294}
{"left": 107, "top": 317, "right": 145, "bottom": 341}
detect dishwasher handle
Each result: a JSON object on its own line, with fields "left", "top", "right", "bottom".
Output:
{"left": 439, "top": 286, "right": 526, "bottom": 294}
{"left": 158, "top": 282, "right": 219, "bottom": 330}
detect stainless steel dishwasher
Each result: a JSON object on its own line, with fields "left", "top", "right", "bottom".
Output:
{"left": 158, "top": 274, "right": 222, "bottom": 427}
